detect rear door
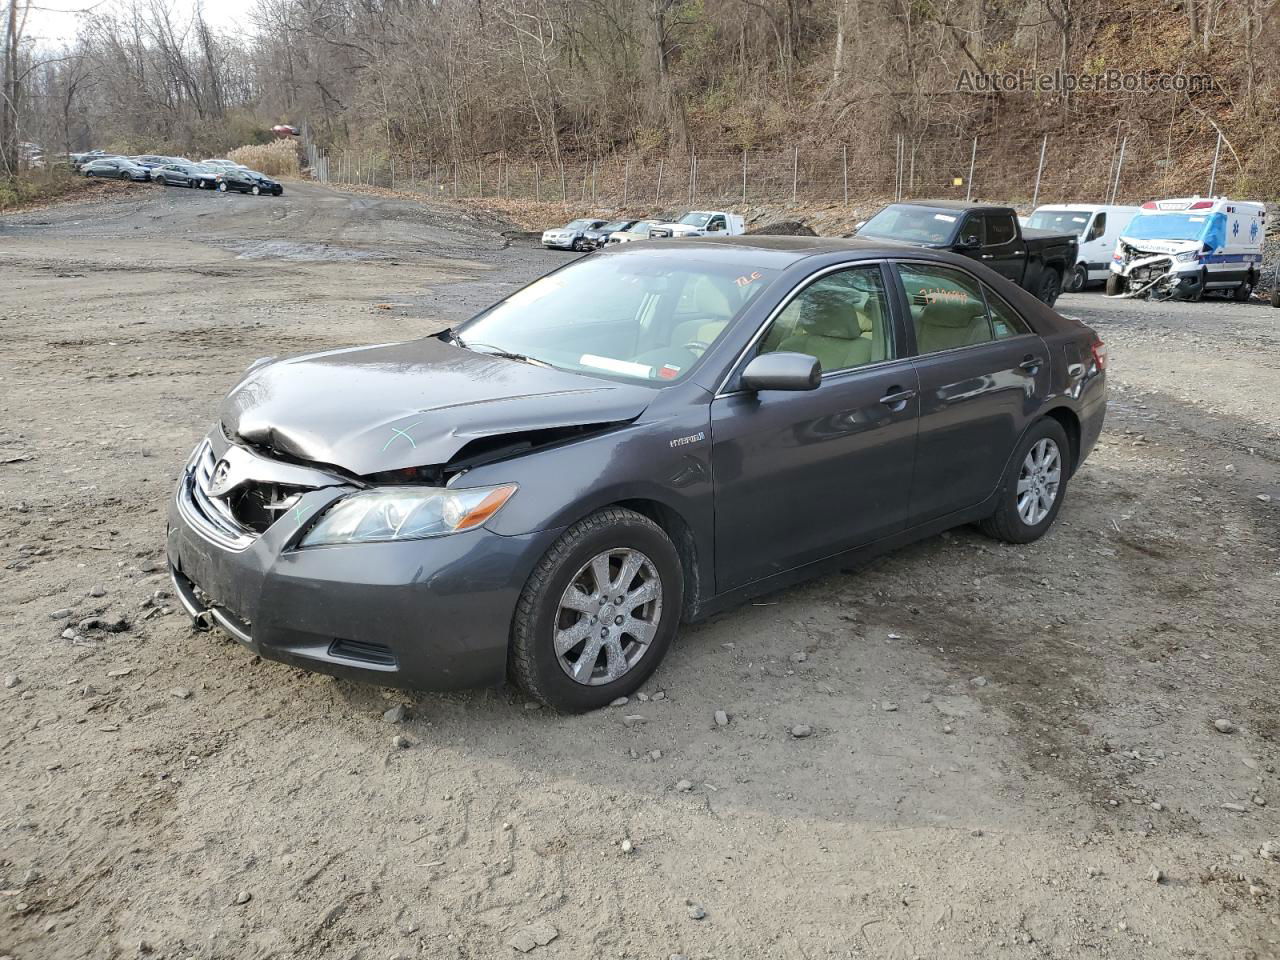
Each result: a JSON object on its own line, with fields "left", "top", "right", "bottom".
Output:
{"left": 891, "top": 260, "right": 1051, "bottom": 523}
{"left": 979, "top": 212, "right": 1027, "bottom": 284}
{"left": 710, "top": 262, "right": 919, "bottom": 591}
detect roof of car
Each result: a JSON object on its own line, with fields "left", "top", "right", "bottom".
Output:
{"left": 594, "top": 234, "right": 945, "bottom": 268}
{"left": 892, "top": 199, "right": 1013, "bottom": 213}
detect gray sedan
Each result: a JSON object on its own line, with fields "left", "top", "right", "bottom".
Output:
{"left": 166, "top": 237, "right": 1107, "bottom": 710}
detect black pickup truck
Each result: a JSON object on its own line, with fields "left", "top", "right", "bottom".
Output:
{"left": 855, "top": 201, "right": 1078, "bottom": 307}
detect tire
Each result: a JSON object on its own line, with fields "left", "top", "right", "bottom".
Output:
{"left": 1234, "top": 279, "right": 1253, "bottom": 302}
{"left": 1036, "top": 268, "right": 1062, "bottom": 307}
{"left": 1105, "top": 273, "right": 1124, "bottom": 297}
{"left": 979, "top": 417, "right": 1070, "bottom": 544}
{"left": 572, "top": 237, "right": 586, "bottom": 252}
{"left": 1272, "top": 289, "right": 1280, "bottom": 308}
{"left": 217, "top": 181, "right": 228, "bottom": 192}
{"left": 510, "top": 507, "right": 683, "bottom": 712}
{"left": 274, "top": 187, "right": 283, "bottom": 196}
{"left": 1066, "top": 263, "right": 1089, "bottom": 293}
{"left": 250, "top": 184, "right": 261, "bottom": 196}
{"left": 118, "top": 170, "right": 131, "bottom": 181}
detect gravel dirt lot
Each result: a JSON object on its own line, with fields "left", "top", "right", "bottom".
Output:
{"left": 1, "top": 181, "right": 1278, "bottom": 960}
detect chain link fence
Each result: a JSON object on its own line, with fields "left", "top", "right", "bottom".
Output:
{"left": 301, "top": 125, "right": 1246, "bottom": 211}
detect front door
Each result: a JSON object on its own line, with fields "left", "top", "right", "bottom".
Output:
{"left": 891, "top": 260, "right": 1051, "bottom": 522}
{"left": 710, "top": 263, "right": 919, "bottom": 592}
{"left": 979, "top": 212, "right": 1027, "bottom": 284}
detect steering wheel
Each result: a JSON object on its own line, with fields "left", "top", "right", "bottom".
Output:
{"left": 683, "top": 340, "right": 711, "bottom": 356}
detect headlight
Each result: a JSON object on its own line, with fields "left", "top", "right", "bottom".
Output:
{"left": 299, "top": 483, "right": 517, "bottom": 547}
{"left": 1176, "top": 251, "right": 1200, "bottom": 263}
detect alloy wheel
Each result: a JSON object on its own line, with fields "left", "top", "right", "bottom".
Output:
{"left": 554, "top": 548, "right": 662, "bottom": 686}
{"left": 1016, "top": 438, "right": 1061, "bottom": 526}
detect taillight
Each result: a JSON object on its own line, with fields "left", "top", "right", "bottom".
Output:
{"left": 1090, "top": 338, "right": 1107, "bottom": 371}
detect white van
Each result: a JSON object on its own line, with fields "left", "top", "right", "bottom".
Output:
{"left": 1025, "top": 204, "right": 1140, "bottom": 291}
{"left": 1106, "top": 197, "right": 1265, "bottom": 301}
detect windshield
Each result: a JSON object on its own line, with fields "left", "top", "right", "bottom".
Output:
{"left": 1125, "top": 212, "right": 1223, "bottom": 244}
{"left": 455, "top": 253, "right": 778, "bottom": 384}
{"left": 678, "top": 213, "right": 713, "bottom": 227}
{"left": 599, "top": 221, "right": 629, "bottom": 232}
{"left": 1027, "top": 209, "right": 1092, "bottom": 236}
{"left": 858, "top": 205, "right": 958, "bottom": 244}
{"left": 564, "top": 219, "right": 593, "bottom": 230}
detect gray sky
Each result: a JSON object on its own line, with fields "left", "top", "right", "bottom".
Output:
{"left": 23, "top": 0, "right": 258, "bottom": 46}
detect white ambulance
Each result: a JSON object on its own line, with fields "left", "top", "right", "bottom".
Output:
{"left": 1025, "top": 204, "right": 1141, "bottom": 291}
{"left": 1106, "top": 197, "right": 1265, "bottom": 301}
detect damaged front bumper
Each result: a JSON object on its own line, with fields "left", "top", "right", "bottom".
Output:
{"left": 1108, "top": 252, "right": 1203, "bottom": 301}
{"left": 166, "top": 430, "right": 561, "bottom": 690}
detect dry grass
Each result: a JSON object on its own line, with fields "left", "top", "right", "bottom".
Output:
{"left": 226, "top": 140, "right": 301, "bottom": 178}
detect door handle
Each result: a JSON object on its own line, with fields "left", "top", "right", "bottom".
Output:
{"left": 879, "top": 388, "right": 917, "bottom": 406}
{"left": 1019, "top": 356, "right": 1044, "bottom": 371}
{"left": 980, "top": 254, "right": 994, "bottom": 259}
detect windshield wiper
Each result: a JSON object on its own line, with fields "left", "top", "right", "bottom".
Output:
{"left": 460, "top": 340, "right": 551, "bottom": 367}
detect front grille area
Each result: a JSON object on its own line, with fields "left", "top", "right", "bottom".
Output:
{"left": 178, "top": 440, "right": 315, "bottom": 550}
{"left": 179, "top": 441, "right": 257, "bottom": 550}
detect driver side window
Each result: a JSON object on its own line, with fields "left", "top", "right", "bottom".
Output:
{"left": 757, "top": 266, "right": 893, "bottom": 375}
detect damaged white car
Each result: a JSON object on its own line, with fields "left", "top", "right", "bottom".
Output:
{"left": 1105, "top": 197, "right": 1264, "bottom": 302}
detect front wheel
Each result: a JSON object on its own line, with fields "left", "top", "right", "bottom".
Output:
{"left": 1066, "top": 263, "right": 1089, "bottom": 293}
{"left": 510, "top": 508, "right": 683, "bottom": 711}
{"left": 1105, "top": 273, "right": 1125, "bottom": 297}
{"left": 979, "top": 418, "right": 1070, "bottom": 544}
{"left": 217, "top": 181, "right": 228, "bottom": 192}
{"left": 118, "top": 170, "right": 131, "bottom": 181}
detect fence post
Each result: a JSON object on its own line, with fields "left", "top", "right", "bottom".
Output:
{"left": 1111, "top": 136, "right": 1127, "bottom": 204}
{"left": 965, "top": 137, "right": 977, "bottom": 202}
{"left": 1208, "top": 131, "right": 1222, "bottom": 195}
{"left": 592, "top": 160, "right": 598, "bottom": 205}
{"left": 623, "top": 160, "right": 629, "bottom": 206}
{"left": 742, "top": 149, "right": 748, "bottom": 204}
{"left": 655, "top": 159, "right": 664, "bottom": 205}
{"left": 535, "top": 161, "right": 540, "bottom": 202}
{"left": 842, "top": 144, "right": 848, "bottom": 204}
{"left": 478, "top": 160, "right": 484, "bottom": 198}
{"left": 558, "top": 162, "right": 567, "bottom": 209}
{"left": 1031, "top": 134, "right": 1047, "bottom": 208}
{"left": 453, "top": 160, "right": 458, "bottom": 198}
{"left": 791, "top": 146, "right": 799, "bottom": 204}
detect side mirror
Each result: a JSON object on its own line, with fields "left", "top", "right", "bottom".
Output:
{"left": 740, "top": 352, "right": 821, "bottom": 392}
{"left": 855, "top": 220, "right": 867, "bottom": 230}
{"left": 957, "top": 234, "right": 982, "bottom": 249}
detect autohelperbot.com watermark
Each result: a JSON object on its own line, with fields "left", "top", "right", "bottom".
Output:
{"left": 956, "top": 67, "right": 1214, "bottom": 94}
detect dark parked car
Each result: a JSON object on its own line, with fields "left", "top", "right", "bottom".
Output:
{"left": 167, "top": 237, "right": 1106, "bottom": 711}
{"left": 152, "top": 162, "right": 214, "bottom": 188}
{"left": 856, "top": 201, "right": 1078, "bottom": 307}
{"left": 215, "top": 168, "right": 283, "bottom": 195}
{"left": 584, "top": 219, "right": 642, "bottom": 250}
{"left": 81, "top": 157, "right": 149, "bottom": 181}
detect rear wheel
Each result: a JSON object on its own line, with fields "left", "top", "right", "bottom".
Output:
{"left": 510, "top": 508, "right": 683, "bottom": 712}
{"left": 979, "top": 417, "right": 1070, "bottom": 544}
{"left": 1066, "top": 263, "right": 1089, "bottom": 293}
{"left": 1272, "top": 289, "right": 1280, "bottom": 308}
{"left": 217, "top": 181, "right": 228, "bottom": 192}
{"left": 1036, "top": 268, "right": 1062, "bottom": 307}
{"left": 1234, "top": 278, "right": 1254, "bottom": 302}
{"left": 250, "top": 185, "right": 261, "bottom": 195}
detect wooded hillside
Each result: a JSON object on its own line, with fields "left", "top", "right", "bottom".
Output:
{"left": 5, "top": 0, "right": 1279, "bottom": 199}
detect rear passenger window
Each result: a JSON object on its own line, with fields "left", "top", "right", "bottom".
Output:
{"left": 984, "top": 215, "right": 1017, "bottom": 245}
{"left": 758, "top": 266, "right": 893, "bottom": 374}
{"left": 984, "top": 286, "right": 1032, "bottom": 339}
{"left": 895, "top": 263, "right": 994, "bottom": 354}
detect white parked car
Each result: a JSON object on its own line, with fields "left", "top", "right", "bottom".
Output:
{"left": 606, "top": 220, "right": 662, "bottom": 245}
{"left": 1107, "top": 197, "right": 1265, "bottom": 301}
{"left": 1026, "top": 204, "right": 1140, "bottom": 292}
{"left": 541, "top": 219, "right": 608, "bottom": 251}
{"left": 647, "top": 211, "right": 745, "bottom": 239}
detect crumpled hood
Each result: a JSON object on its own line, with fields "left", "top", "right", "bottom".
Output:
{"left": 1118, "top": 236, "right": 1201, "bottom": 257}
{"left": 220, "top": 337, "right": 654, "bottom": 476}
